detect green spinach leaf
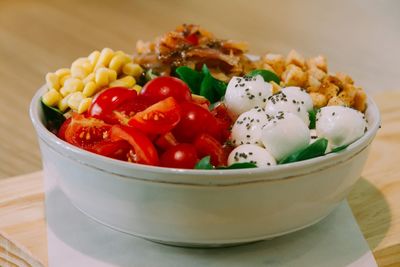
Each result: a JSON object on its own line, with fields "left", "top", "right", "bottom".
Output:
{"left": 41, "top": 99, "right": 66, "bottom": 133}
{"left": 176, "top": 66, "right": 203, "bottom": 95}
{"left": 330, "top": 144, "right": 350, "bottom": 153}
{"left": 194, "top": 156, "right": 214, "bottom": 169}
{"left": 218, "top": 162, "right": 257, "bottom": 169}
{"left": 245, "top": 69, "right": 280, "bottom": 84}
{"left": 279, "top": 138, "right": 328, "bottom": 164}
{"left": 308, "top": 109, "right": 317, "bottom": 129}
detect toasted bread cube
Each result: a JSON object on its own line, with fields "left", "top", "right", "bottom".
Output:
{"left": 306, "top": 55, "right": 328, "bottom": 73}
{"left": 327, "top": 96, "right": 346, "bottom": 107}
{"left": 281, "top": 64, "right": 307, "bottom": 87}
{"left": 264, "top": 53, "right": 286, "bottom": 76}
{"left": 309, "top": 92, "right": 328, "bottom": 108}
{"left": 336, "top": 72, "right": 354, "bottom": 85}
{"left": 353, "top": 89, "right": 367, "bottom": 112}
{"left": 286, "top": 50, "right": 305, "bottom": 69}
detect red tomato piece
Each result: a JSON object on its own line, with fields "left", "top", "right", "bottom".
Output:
{"left": 140, "top": 76, "right": 191, "bottom": 104}
{"left": 89, "top": 87, "right": 148, "bottom": 124}
{"left": 194, "top": 133, "right": 227, "bottom": 167}
{"left": 63, "top": 114, "right": 130, "bottom": 160}
{"left": 161, "top": 144, "right": 199, "bottom": 169}
{"left": 155, "top": 132, "right": 179, "bottom": 151}
{"left": 128, "top": 97, "right": 181, "bottom": 135}
{"left": 191, "top": 94, "right": 210, "bottom": 109}
{"left": 185, "top": 33, "right": 199, "bottom": 45}
{"left": 172, "top": 102, "right": 220, "bottom": 143}
{"left": 110, "top": 125, "right": 159, "bottom": 166}
{"left": 210, "top": 102, "right": 233, "bottom": 142}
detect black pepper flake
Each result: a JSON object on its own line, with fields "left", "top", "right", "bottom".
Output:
{"left": 267, "top": 162, "right": 271, "bottom": 166}
{"left": 246, "top": 135, "right": 251, "bottom": 138}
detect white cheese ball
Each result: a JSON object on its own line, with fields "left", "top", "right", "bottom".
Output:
{"left": 228, "top": 144, "right": 276, "bottom": 167}
{"left": 281, "top": 86, "right": 313, "bottom": 112}
{"left": 316, "top": 106, "right": 367, "bottom": 149}
{"left": 261, "top": 111, "right": 310, "bottom": 161}
{"left": 265, "top": 91, "right": 310, "bottom": 126}
{"left": 224, "top": 75, "right": 272, "bottom": 118}
{"left": 231, "top": 107, "right": 269, "bottom": 146}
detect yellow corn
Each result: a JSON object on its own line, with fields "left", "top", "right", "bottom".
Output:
{"left": 109, "top": 54, "right": 131, "bottom": 73}
{"left": 122, "top": 63, "right": 143, "bottom": 77}
{"left": 88, "top": 50, "right": 100, "bottom": 66}
{"left": 60, "top": 77, "right": 84, "bottom": 96}
{"left": 55, "top": 68, "right": 71, "bottom": 78}
{"left": 67, "top": 92, "right": 84, "bottom": 111}
{"left": 58, "top": 95, "right": 70, "bottom": 112}
{"left": 95, "top": 67, "right": 109, "bottom": 88}
{"left": 131, "top": 84, "right": 142, "bottom": 93}
{"left": 108, "top": 69, "right": 117, "bottom": 82}
{"left": 78, "top": 98, "right": 92, "bottom": 114}
{"left": 45, "top": 73, "right": 60, "bottom": 91}
{"left": 83, "top": 73, "right": 95, "bottom": 84}
{"left": 71, "top": 65, "right": 89, "bottom": 79}
{"left": 95, "top": 48, "right": 114, "bottom": 69}
{"left": 59, "top": 74, "right": 71, "bottom": 86}
{"left": 110, "top": 76, "right": 136, "bottom": 88}
{"left": 42, "top": 89, "right": 62, "bottom": 107}
{"left": 82, "top": 81, "right": 98, "bottom": 97}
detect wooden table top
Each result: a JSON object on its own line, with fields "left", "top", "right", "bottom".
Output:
{"left": 0, "top": 0, "right": 399, "bottom": 179}
{"left": 0, "top": 91, "right": 399, "bottom": 266}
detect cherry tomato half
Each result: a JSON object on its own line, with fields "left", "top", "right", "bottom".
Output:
{"left": 62, "top": 114, "right": 130, "bottom": 160}
{"left": 110, "top": 125, "right": 159, "bottom": 166}
{"left": 89, "top": 87, "right": 149, "bottom": 124}
{"left": 194, "top": 133, "right": 227, "bottom": 167}
{"left": 140, "top": 76, "right": 192, "bottom": 104}
{"left": 160, "top": 143, "right": 199, "bottom": 169}
{"left": 155, "top": 132, "right": 179, "bottom": 151}
{"left": 128, "top": 97, "right": 181, "bottom": 135}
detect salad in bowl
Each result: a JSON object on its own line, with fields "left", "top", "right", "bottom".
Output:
{"left": 40, "top": 24, "right": 369, "bottom": 170}
{"left": 31, "top": 24, "right": 380, "bottom": 246}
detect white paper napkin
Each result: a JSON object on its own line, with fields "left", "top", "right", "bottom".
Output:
{"left": 45, "top": 174, "right": 377, "bottom": 267}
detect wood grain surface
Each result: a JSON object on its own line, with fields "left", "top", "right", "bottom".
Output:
{"left": 0, "top": 91, "right": 398, "bottom": 266}
{"left": 0, "top": 0, "right": 399, "bottom": 179}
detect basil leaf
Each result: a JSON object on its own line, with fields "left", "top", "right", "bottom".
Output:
{"left": 200, "top": 65, "right": 227, "bottom": 103}
{"left": 194, "top": 156, "right": 214, "bottom": 169}
{"left": 176, "top": 66, "right": 203, "bottom": 94}
{"left": 246, "top": 69, "right": 280, "bottom": 84}
{"left": 308, "top": 109, "right": 317, "bottom": 129}
{"left": 41, "top": 99, "right": 66, "bottom": 133}
{"left": 279, "top": 138, "right": 328, "bottom": 164}
{"left": 330, "top": 144, "right": 349, "bottom": 153}
{"left": 218, "top": 162, "right": 257, "bottom": 169}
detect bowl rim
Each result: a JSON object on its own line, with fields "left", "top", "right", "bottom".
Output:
{"left": 30, "top": 85, "right": 381, "bottom": 181}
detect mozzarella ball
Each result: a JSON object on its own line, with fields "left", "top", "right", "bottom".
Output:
{"left": 225, "top": 75, "right": 272, "bottom": 118}
{"left": 261, "top": 111, "right": 310, "bottom": 161}
{"left": 316, "top": 106, "right": 367, "bottom": 149}
{"left": 231, "top": 107, "right": 269, "bottom": 146}
{"left": 265, "top": 91, "right": 310, "bottom": 126}
{"left": 228, "top": 144, "right": 276, "bottom": 167}
{"left": 281, "top": 86, "right": 313, "bottom": 111}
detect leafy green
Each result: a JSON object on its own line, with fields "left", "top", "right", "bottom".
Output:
{"left": 218, "top": 162, "right": 257, "bottom": 169}
{"left": 175, "top": 66, "right": 203, "bottom": 94}
{"left": 145, "top": 69, "right": 158, "bottom": 81}
{"left": 175, "top": 65, "right": 227, "bottom": 104}
{"left": 245, "top": 69, "right": 280, "bottom": 84}
{"left": 330, "top": 144, "right": 349, "bottom": 153}
{"left": 308, "top": 109, "right": 317, "bottom": 129}
{"left": 194, "top": 156, "right": 214, "bottom": 169}
{"left": 279, "top": 138, "right": 329, "bottom": 164}
{"left": 41, "top": 99, "right": 66, "bottom": 133}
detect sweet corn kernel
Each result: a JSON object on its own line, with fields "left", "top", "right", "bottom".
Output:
{"left": 131, "top": 84, "right": 142, "bottom": 93}
{"left": 88, "top": 50, "right": 100, "bottom": 66}
{"left": 71, "top": 65, "right": 90, "bottom": 79}
{"left": 55, "top": 68, "right": 71, "bottom": 78}
{"left": 122, "top": 63, "right": 143, "bottom": 77}
{"left": 95, "top": 48, "right": 114, "bottom": 69}
{"left": 45, "top": 73, "right": 61, "bottom": 91}
{"left": 42, "top": 89, "right": 62, "bottom": 107}
{"left": 58, "top": 95, "right": 70, "bottom": 112}
{"left": 108, "top": 69, "right": 117, "bottom": 82}
{"left": 95, "top": 67, "right": 109, "bottom": 88}
{"left": 83, "top": 73, "right": 95, "bottom": 84}
{"left": 67, "top": 92, "right": 84, "bottom": 111}
{"left": 59, "top": 74, "right": 71, "bottom": 86}
{"left": 110, "top": 76, "right": 136, "bottom": 88}
{"left": 78, "top": 98, "right": 92, "bottom": 114}
{"left": 60, "top": 77, "right": 84, "bottom": 96}
{"left": 82, "top": 81, "right": 98, "bottom": 97}
{"left": 109, "top": 79, "right": 127, "bottom": 87}
{"left": 109, "top": 54, "right": 131, "bottom": 73}
{"left": 114, "top": 50, "right": 125, "bottom": 57}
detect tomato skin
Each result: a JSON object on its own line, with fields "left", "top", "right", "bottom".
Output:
{"left": 58, "top": 117, "right": 72, "bottom": 140}
{"left": 140, "top": 76, "right": 192, "bottom": 104}
{"left": 172, "top": 102, "right": 220, "bottom": 143}
{"left": 155, "top": 132, "right": 179, "bottom": 151}
{"left": 128, "top": 97, "right": 181, "bottom": 135}
{"left": 161, "top": 144, "right": 199, "bottom": 169}
{"left": 191, "top": 94, "right": 210, "bottom": 109}
{"left": 194, "top": 133, "right": 227, "bottom": 167}
{"left": 89, "top": 87, "right": 141, "bottom": 124}
{"left": 210, "top": 103, "right": 233, "bottom": 142}
{"left": 110, "top": 125, "right": 159, "bottom": 166}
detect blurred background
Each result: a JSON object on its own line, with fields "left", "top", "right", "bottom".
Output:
{"left": 0, "top": 0, "right": 398, "bottom": 178}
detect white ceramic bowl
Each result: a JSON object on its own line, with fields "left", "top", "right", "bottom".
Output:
{"left": 30, "top": 85, "right": 380, "bottom": 247}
